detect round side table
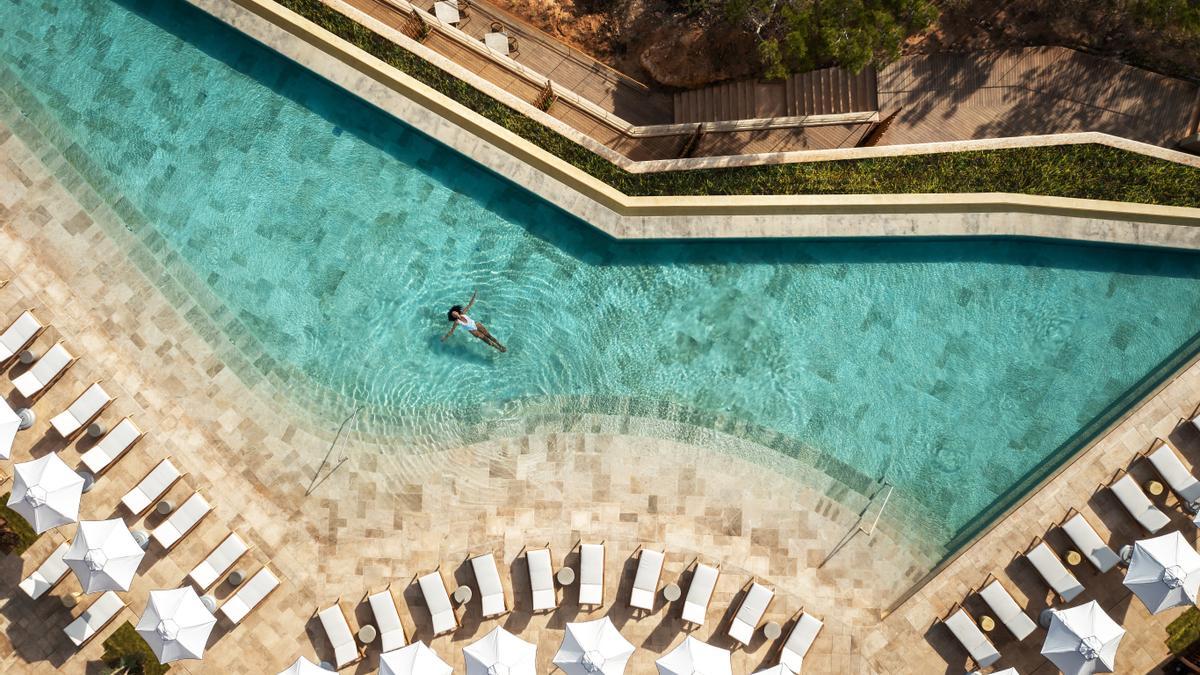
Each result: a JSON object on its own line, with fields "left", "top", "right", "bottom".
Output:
{"left": 17, "top": 350, "right": 33, "bottom": 366}
{"left": 227, "top": 570, "right": 245, "bottom": 587}
{"left": 155, "top": 500, "right": 175, "bottom": 516}
{"left": 978, "top": 615, "right": 996, "bottom": 632}
{"left": 1065, "top": 550, "right": 1083, "bottom": 567}
{"left": 16, "top": 407, "right": 35, "bottom": 430}
{"left": 556, "top": 567, "right": 576, "bottom": 586}
{"left": 86, "top": 422, "right": 106, "bottom": 439}
{"left": 357, "top": 625, "right": 377, "bottom": 644}
{"left": 662, "top": 583, "right": 681, "bottom": 602}
{"left": 1146, "top": 480, "right": 1165, "bottom": 497}
{"left": 763, "top": 621, "right": 782, "bottom": 639}
{"left": 453, "top": 585, "right": 473, "bottom": 605}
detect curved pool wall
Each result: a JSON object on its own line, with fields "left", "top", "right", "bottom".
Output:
{"left": 5, "top": 0, "right": 1200, "bottom": 556}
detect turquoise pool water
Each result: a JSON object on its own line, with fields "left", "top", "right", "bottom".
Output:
{"left": 5, "top": 0, "right": 1200, "bottom": 553}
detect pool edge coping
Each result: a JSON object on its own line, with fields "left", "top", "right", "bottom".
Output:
{"left": 190, "top": 0, "right": 1200, "bottom": 250}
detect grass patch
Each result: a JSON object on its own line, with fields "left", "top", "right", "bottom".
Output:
{"left": 101, "top": 622, "right": 170, "bottom": 675}
{"left": 273, "top": 0, "right": 1200, "bottom": 208}
{"left": 1168, "top": 607, "right": 1200, "bottom": 654}
{"left": 0, "top": 492, "right": 40, "bottom": 555}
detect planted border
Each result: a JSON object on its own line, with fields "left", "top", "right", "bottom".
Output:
{"left": 279, "top": 0, "right": 1200, "bottom": 207}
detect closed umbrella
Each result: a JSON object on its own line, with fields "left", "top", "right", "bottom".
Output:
{"left": 278, "top": 656, "right": 334, "bottom": 675}
{"left": 136, "top": 587, "right": 217, "bottom": 663}
{"left": 64, "top": 518, "right": 145, "bottom": 592}
{"left": 463, "top": 626, "right": 536, "bottom": 675}
{"left": 553, "top": 617, "right": 636, "bottom": 675}
{"left": 1124, "top": 531, "right": 1200, "bottom": 614}
{"left": 1041, "top": 601, "right": 1125, "bottom": 675}
{"left": 655, "top": 636, "right": 733, "bottom": 675}
{"left": 8, "top": 453, "right": 84, "bottom": 532}
{"left": 380, "top": 641, "right": 452, "bottom": 675}
{"left": 0, "top": 397, "right": 19, "bottom": 460}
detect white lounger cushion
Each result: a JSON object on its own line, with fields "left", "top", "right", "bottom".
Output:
{"left": 630, "top": 549, "right": 664, "bottom": 610}
{"left": 1111, "top": 474, "right": 1171, "bottom": 533}
{"left": 780, "top": 613, "right": 823, "bottom": 672}
{"left": 19, "top": 542, "right": 70, "bottom": 599}
{"left": 579, "top": 543, "right": 604, "bottom": 605}
{"left": 1061, "top": 513, "right": 1121, "bottom": 573}
{"left": 419, "top": 571, "right": 456, "bottom": 635}
{"left": 729, "top": 582, "right": 774, "bottom": 645}
{"left": 368, "top": 589, "right": 407, "bottom": 652}
{"left": 50, "top": 383, "right": 111, "bottom": 438}
{"left": 121, "top": 459, "right": 181, "bottom": 514}
{"left": 472, "top": 553, "right": 506, "bottom": 617}
{"left": 0, "top": 311, "right": 41, "bottom": 359}
{"left": 151, "top": 492, "right": 211, "bottom": 549}
{"left": 681, "top": 563, "right": 719, "bottom": 624}
{"left": 1026, "top": 542, "right": 1084, "bottom": 601}
{"left": 81, "top": 418, "right": 142, "bottom": 475}
{"left": 978, "top": 579, "right": 1036, "bottom": 640}
{"left": 1149, "top": 442, "right": 1200, "bottom": 505}
{"left": 318, "top": 605, "right": 358, "bottom": 667}
{"left": 944, "top": 608, "right": 1001, "bottom": 668}
{"left": 527, "top": 548, "right": 556, "bottom": 611}
{"left": 64, "top": 591, "right": 124, "bottom": 648}
{"left": 188, "top": 533, "right": 248, "bottom": 590}
{"left": 14, "top": 343, "right": 73, "bottom": 398}
{"left": 220, "top": 567, "right": 279, "bottom": 624}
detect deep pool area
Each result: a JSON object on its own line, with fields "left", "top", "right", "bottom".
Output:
{"left": 4, "top": 0, "right": 1200, "bottom": 555}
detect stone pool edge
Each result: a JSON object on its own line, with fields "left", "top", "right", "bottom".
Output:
{"left": 190, "top": 0, "right": 1200, "bottom": 250}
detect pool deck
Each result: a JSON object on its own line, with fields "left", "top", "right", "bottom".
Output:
{"left": 2, "top": 107, "right": 1199, "bottom": 673}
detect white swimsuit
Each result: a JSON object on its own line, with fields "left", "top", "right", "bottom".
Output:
{"left": 458, "top": 315, "right": 477, "bottom": 332}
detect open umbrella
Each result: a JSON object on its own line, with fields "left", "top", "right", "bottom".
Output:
{"left": 8, "top": 453, "right": 84, "bottom": 532}
{"left": 380, "top": 641, "right": 452, "bottom": 675}
{"left": 136, "top": 587, "right": 217, "bottom": 664}
{"left": 464, "top": 626, "right": 536, "bottom": 675}
{"left": 656, "top": 636, "right": 733, "bottom": 675}
{"left": 0, "top": 397, "right": 19, "bottom": 460}
{"left": 64, "top": 518, "right": 145, "bottom": 593}
{"left": 1041, "top": 601, "right": 1125, "bottom": 675}
{"left": 1124, "top": 531, "right": 1200, "bottom": 614}
{"left": 278, "top": 656, "right": 334, "bottom": 675}
{"left": 553, "top": 617, "right": 636, "bottom": 675}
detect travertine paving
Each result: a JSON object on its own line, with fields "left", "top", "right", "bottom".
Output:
{"left": 0, "top": 94, "right": 1196, "bottom": 675}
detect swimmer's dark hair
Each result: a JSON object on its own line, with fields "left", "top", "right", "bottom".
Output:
{"left": 448, "top": 305, "right": 463, "bottom": 322}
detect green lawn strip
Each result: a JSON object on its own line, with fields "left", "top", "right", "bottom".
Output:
{"left": 0, "top": 492, "right": 40, "bottom": 555}
{"left": 1168, "top": 607, "right": 1200, "bottom": 654}
{"left": 276, "top": 0, "right": 1200, "bottom": 207}
{"left": 101, "top": 622, "right": 171, "bottom": 675}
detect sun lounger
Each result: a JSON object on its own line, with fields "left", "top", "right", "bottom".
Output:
{"left": 681, "top": 562, "right": 719, "bottom": 625}
{"left": 81, "top": 418, "right": 143, "bottom": 476}
{"left": 779, "top": 612, "right": 823, "bottom": 672}
{"left": 188, "top": 533, "right": 248, "bottom": 591}
{"left": 977, "top": 576, "right": 1036, "bottom": 640}
{"left": 1108, "top": 471, "right": 1171, "bottom": 533}
{"left": 629, "top": 548, "right": 664, "bottom": 610}
{"left": 578, "top": 542, "right": 605, "bottom": 606}
{"left": 64, "top": 591, "right": 125, "bottom": 648}
{"left": 13, "top": 342, "right": 74, "bottom": 400}
{"left": 368, "top": 586, "right": 408, "bottom": 652}
{"left": 1025, "top": 540, "right": 1084, "bottom": 602}
{"left": 470, "top": 552, "right": 508, "bottom": 617}
{"left": 19, "top": 542, "right": 70, "bottom": 599}
{"left": 527, "top": 547, "right": 556, "bottom": 612}
{"left": 49, "top": 382, "right": 112, "bottom": 440}
{"left": 151, "top": 492, "right": 211, "bottom": 550}
{"left": 1059, "top": 510, "right": 1121, "bottom": 573}
{"left": 1146, "top": 438, "right": 1200, "bottom": 507}
{"left": 121, "top": 458, "right": 182, "bottom": 515}
{"left": 220, "top": 566, "right": 279, "bottom": 625}
{"left": 418, "top": 568, "right": 458, "bottom": 636}
{"left": 941, "top": 605, "right": 1001, "bottom": 669}
{"left": 317, "top": 601, "right": 363, "bottom": 668}
{"left": 729, "top": 581, "right": 774, "bottom": 646}
{"left": 0, "top": 310, "right": 44, "bottom": 365}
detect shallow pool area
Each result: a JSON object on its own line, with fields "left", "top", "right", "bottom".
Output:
{"left": 4, "top": 0, "right": 1200, "bottom": 557}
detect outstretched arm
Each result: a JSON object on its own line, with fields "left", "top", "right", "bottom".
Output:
{"left": 441, "top": 323, "right": 457, "bottom": 341}
{"left": 464, "top": 289, "right": 478, "bottom": 311}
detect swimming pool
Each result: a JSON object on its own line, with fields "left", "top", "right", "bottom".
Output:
{"left": 4, "top": 0, "right": 1200, "bottom": 555}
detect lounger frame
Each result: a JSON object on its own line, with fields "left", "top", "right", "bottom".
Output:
{"left": 363, "top": 582, "right": 409, "bottom": 652}
{"left": 939, "top": 602, "right": 1001, "bottom": 669}
{"left": 1105, "top": 468, "right": 1172, "bottom": 533}
{"left": 20, "top": 541, "right": 71, "bottom": 600}
{"left": 152, "top": 490, "right": 212, "bottom": 552}
{"left": 467, "top": 550, "right": 511, "bottom": 618}
{"left": 220, "top": 564, "right": 281, "bottom": 624}
{"left": 1057, "top": 508, "right": 1121, "bottom": 573}
{"left": 1023, "top": 537, "right": 1084, "bottom": 602}
{"left": 728, "top": 578, "right": 775, "bottom": 647}
{"left": 522, "top": 543, "right": 557, "bottom": 613}
{"left": 313, "top": 598, "right": 365, "bottom": 667}
{"left": 974, "top": 573, "right": 1037, "bottom": 640}
{"left": 628, "top": 545, "right": 664, "bottom": 612}
{"left": 778, "top": 608, "right": 823, "bottom": 670}
{"left": 576, "top": 539, "right": 606, "bottom": 607}
{"left": 122, "top": 457, "right": 184, "bottom": 516}
{"left": 52, "top": 381, "right": 112, "bottom": 441}
{"left": 189, "top": 532, "right": 251, "bottom": 592}
{"left": 82, "top": 418, "right": 145, "bottom": 477}
{"left": 17, "top": 340, "right": 75, "bottom": 402}
{"left": 680, "top": 558, "right": 720, "bottom": 625}
{"left": 1140, "top": 437, "right": 1200, "bottom": 508}
{"left": 0, "top": 308, "right": 44, "bottom": 368}
{"left": 64, "top": 591, "right": 126, "bottom": 649}
{"left": 416, "top": 565, "right": 460, "bottom": 636}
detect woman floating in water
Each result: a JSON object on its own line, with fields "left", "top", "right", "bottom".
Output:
{"left": 443, "top": 290, "right": 507, "bottom": 352}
